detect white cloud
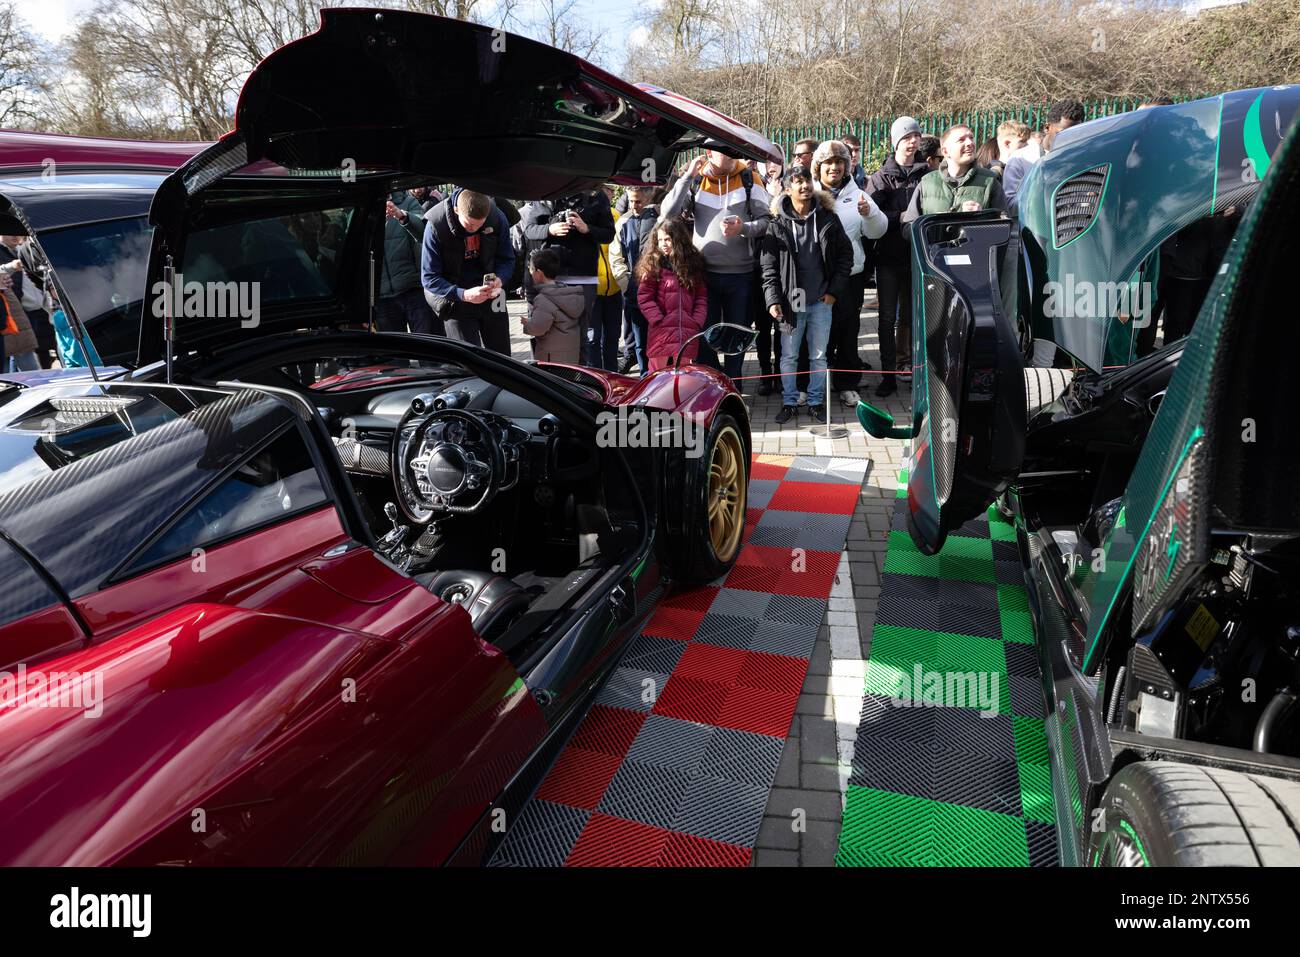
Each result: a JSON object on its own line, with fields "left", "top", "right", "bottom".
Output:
{"left": 22, "top": 0, "right": 97, "bottom": 42}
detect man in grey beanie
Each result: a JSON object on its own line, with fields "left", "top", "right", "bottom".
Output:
{"left": 865, "top": 117, "right": 929, "bottom": 395}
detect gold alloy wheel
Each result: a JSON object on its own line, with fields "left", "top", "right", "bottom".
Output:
{"left": 707, "top": 426, "right": 747, "bottom": 562}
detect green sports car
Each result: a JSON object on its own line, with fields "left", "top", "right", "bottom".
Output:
{"left": 861, "top": 86, "right": 1300, "bottom": 865}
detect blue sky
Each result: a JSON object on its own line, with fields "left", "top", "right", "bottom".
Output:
{"left": 26, "top": 1, "right": 653, "bottom": 72}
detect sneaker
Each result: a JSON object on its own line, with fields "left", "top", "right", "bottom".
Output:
{"left": 775, "top": 405, "right": 795, "bottom": 424}
{"left": 757, "top": 378, "right": 775, "bottom": 396}
{"left": 840, "top": 389, "right": 861, "bottom": 408}
{"left": 808, "top": 404, "right": 826, "bottom": 421}
{"left": 618, "top": 354, "right": 637, "bottom": 374}
{"left": 874, "top": 377, "right": 897, "bottom": 398}
{"left": 899, "top": 366, "right": 912, "bottom": 386}
{"left": 796, "top": 391, "right": 808, "bottom": 406}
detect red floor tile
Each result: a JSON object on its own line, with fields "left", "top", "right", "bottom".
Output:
{"left": 725, "top": 543, "right": 841, "bottom": 598}
{"left": 534, "top": 746, "right": 624, "bottom": 810}
{"left": 659, "top": 586, "right": 720, "bottom": 612}
{"left": 652, "top": 674, "right": 728, "bottom": 724}
{"left": 749, "top": 460, "right": 790, "bottom": 481}
{"left": 672, "top": 643, "right": 748, "bottom": 684}
{"left": 565, "top": 814, "right": 671, "bottom": 867}
{"left": 737, "top": 650, "right": 809, "bottom": 695}
{"left": 658, "top": 831, "right": 752, "bottom": 867}
{"left": 766, "top": 480, "right": 860, "bottom": 515}
{"left": 642, "top": 604, "right": 708, "bottom": 642}
{"left": 716, "top": 684, "right": 800, "bottom": 736}
{"left": 569, "top": 705, "right": 647, "bottom": 757}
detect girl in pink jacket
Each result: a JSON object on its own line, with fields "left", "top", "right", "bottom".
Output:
{"left": 635, "top": 219, "right": 708, "bottom": 371}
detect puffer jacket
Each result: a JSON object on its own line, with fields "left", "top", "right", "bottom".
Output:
{"left": 380, "top": 190, "right": 425, "bottom": 298}
{"left": 1, "top": 287, "right": 38, "bottom": 357}
{"left": 866, "top": 156, "right": 930, "bottom": 265}
{"left": 638, "top": 260, "right": 707, "bottom": 363}
{"left": 522, "top": 282, "right": 585, "bottom": 364}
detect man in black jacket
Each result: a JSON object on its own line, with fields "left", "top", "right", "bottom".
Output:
{"left": 420, "top": 189, "right": 516, "bottom": 355}
{"left": 866, "top": 116, "right": 930, "bottom": 396}
{"left": 378, "top": 190, "right": 442, "bottom": 336}
{"left": 520, "top": 189, "right": 616, "bottom": 358}
{"left": 760, "top": 164, "right": 853, "bottom": 424}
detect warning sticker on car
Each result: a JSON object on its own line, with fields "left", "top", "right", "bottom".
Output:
{"left": 1186, "top": 603, "right": 1219, "bottom": 651}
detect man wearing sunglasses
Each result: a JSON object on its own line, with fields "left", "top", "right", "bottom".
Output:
{"left": 842, "top": 134, "right": 867, "bottom": 189}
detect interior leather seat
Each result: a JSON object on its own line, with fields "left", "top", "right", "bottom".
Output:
{"left": 416, "top": 569, "right": 534, "bottom": 646}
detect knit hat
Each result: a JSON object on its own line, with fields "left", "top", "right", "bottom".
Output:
{"left": 891, "top": 116, "right": 921, "bottom": 150}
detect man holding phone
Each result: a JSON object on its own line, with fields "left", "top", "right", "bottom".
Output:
{"left": 421, "top": 188, "right": 516, "bottom": 355}
{"left": 901, "top": 124, "right": 1008, "bottom": 227}
{"left": 660, "top": 144, "right": 773, "bottom": 380}
{"left": 520, "top": 189, "right": 616, "bottom": 360}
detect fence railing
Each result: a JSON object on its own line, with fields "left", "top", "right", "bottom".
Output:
{"left": 764, "top": 94, "right": 1206, "bottom": 164}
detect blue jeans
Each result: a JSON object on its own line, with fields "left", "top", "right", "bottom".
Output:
{"left": 586, "top": 291, "right": 624, "bottom": 371}
{"left": 779, "top": 301, "right": 833, "bottom": 406}
{"left": 376, "top": 286, "right": 445, "bottom": 336}
{"left": 6, "top": 352, "right": 39, "bottom": 373}
{"left": 704, "top": 271, "right": 754, "bottom": 380}
{"left": 624, "top": 299, "right": 649, "bottom": 375}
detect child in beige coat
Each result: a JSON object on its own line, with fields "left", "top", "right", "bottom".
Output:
{"left": 521, "top": 249, "right": 585, "bottom": 364}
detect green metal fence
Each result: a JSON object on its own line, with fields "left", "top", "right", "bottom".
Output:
{"left": 766, "top": 94, "right": 1205, "bottom": 166}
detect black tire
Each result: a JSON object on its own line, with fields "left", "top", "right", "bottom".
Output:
{"left": 1090, "top": 761, "right": 1300, "bottom": 866}
{"left": 670, "top": 412, "right": 748, "bottom": 584}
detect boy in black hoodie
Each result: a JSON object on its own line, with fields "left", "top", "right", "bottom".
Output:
{"left": 760, "top": 164, "right": 853, "bottom": 424}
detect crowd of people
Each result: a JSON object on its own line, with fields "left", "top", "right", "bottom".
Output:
{"left": 377, "top": 100, "right": 1098, "bottom": 425}
{"left": 0, "top": 100, "right": 1097, "bottom": 399}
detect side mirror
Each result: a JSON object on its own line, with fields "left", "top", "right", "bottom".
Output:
{"left": 856, "top": 400, "right": 919, "bottom": 440}
{"left": 673, "top": 322, "right": 758, "bottom": 370}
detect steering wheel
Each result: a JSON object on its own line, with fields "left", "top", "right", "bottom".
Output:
{"left": 391, "top": 407, "right": 505, "bottom": 523}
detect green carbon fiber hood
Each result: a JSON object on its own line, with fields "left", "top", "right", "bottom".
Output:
{"left": 1018, "top": 86, "right": 1300, "bottom": 372}
{"left": 1078, "top": 106, "right": 1300, "bottom": 671}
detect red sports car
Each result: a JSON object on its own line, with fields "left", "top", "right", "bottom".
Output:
{"left": 0, "top": 10, "right": 781, "bottom": 865}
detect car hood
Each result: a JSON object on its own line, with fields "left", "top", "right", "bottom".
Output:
{"left": 138, "top": 9, "right": 781, "bottom": 366}
{"left": 1019, "top": 85, "right": 1300, "bottom": 372}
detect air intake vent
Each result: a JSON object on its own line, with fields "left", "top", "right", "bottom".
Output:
{"left": 1053, "top": 164, "right": 1109, "bottom": 247}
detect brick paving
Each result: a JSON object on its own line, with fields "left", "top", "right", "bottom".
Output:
{"left": 505, "top": 287, "right": 910, "bottom": 867}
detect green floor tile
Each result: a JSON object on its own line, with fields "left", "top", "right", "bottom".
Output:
{"left": 1012, "top": 715, "right": 1050, "bottom": 766}
{"left": 864, "top": 625, "right": 1007, "bottom": 704}
{"left": 882, "top": 531, "right": 996, "bottom": 583}
{"left": 837, "top": 787, "right": 1030, "bottom": 867}
{"left": 997, "top": 583, "right": 1030, "bottom": 614}
{"left": 999, "top": 607, "right": 1035, "bottom": 644}
{"left": 1018, "top": 763, "right": 1056, "bottom": 825}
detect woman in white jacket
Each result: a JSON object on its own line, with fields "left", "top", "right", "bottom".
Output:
{"left": 811, "top": 140, "right": 888, "bottom": 407}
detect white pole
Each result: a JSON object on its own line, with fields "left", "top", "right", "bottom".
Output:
{"left": 825, "top": 365, "right": 832, "bottom": 431}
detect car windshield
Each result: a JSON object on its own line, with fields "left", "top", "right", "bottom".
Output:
{"left": 35, "top": 216, "right": 152, "bottom": 363}
{"left": 180, "top": 207, "right": 354, "bottom": 300}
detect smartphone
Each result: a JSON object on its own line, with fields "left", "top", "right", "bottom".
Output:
{"left": 482, "top": 273, "right": 498, "bottom": 286}
{"left": 565, "top": 210, "right": 578, "bottom": 224}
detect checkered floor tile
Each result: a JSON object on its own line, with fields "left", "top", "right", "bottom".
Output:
{"left": 837, "top": 477, "right": 1059, "bottom": 867}
{"left": 490, "top": 454, "right": 868, "bottom": 867}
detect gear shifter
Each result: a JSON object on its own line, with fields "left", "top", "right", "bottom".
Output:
{"left": 379, "top": 502, "right": 410, "bottom": 553}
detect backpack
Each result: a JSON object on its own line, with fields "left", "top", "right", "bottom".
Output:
{"left": 681, "top": 167, "right": 755, "bottom": 224}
